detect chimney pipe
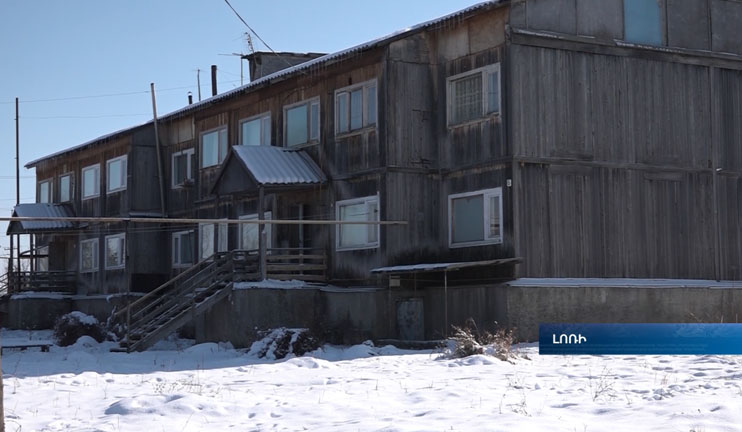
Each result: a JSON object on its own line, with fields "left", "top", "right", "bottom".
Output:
{"left": 188, "top": 92, "right": 193, "bottom": 105}
{"left": 211, "top": 65, "right": 217, "bottom": 96}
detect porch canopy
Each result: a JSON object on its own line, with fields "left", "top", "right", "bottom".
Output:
{"left": 211, "top": 146, "right": 327, "bottom": 196}
{"left": 6, "top": 203, "right": 81, "bottom": 235}
{"left": 370, "top": 258, "right": 522, "bottom": 275}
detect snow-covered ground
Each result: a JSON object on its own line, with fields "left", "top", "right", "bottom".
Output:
{"left": 2, "top": 329, "right": 740, "bottom": 431}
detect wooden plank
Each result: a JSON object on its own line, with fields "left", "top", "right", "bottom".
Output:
{"left": 265, "top": 264, "right": 327, "bottom": 272}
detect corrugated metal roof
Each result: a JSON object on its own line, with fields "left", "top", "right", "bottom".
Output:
{"left": 25, "top": 1, "right": 501, "bottom": 168}
{"left": 7, "top": 203, "right": 79, "bottom": 234}
{"left": 232, "top": 146, "right": 326, "bottom": 185}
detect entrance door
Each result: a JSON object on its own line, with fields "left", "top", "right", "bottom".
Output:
{"left": 397, "top": 298, "right": 424, "bottom": 340}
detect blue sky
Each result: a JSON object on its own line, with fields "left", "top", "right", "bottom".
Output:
{"left": 0, "top": 0, "right": 480, "bottom": 260}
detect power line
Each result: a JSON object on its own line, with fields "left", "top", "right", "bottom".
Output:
{"left": 222, "top": 0, "right": 305, "bottom": 74}
{"left": 21, "top": 114, "right": 151, "bottom": 120}
{"left": 0, "top": 79, "right": 244, "bottom": 105}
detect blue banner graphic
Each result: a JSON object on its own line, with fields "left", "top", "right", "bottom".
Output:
{"left": 539, "top": 323, "right": 742, "bottom": 355}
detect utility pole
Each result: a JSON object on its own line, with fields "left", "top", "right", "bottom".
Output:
{"left": 150, "top": 84, "right": 166, "bottom": 217}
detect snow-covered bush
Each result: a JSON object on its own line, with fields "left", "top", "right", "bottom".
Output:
{"left": 445, "top": 319, "right": 516, "bottom": 361}
{"left": 53, "top": 311, "right": 107, "bottom": 347}
{"left": 248, "top": 328, "right": 322, "bottom": 360}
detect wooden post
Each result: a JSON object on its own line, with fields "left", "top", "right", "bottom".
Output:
{"left": 150, "top": 83, "right": 167, "bottom": 217}
{"left": 258, "top": 186, "right": 266, "bottom": 280}
{"left": 444, "top": 271, "right": 448, "bottom": 338}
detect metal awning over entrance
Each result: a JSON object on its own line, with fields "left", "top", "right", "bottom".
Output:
{"left": 211, "top": 145, "right": 327, "bottom": 196}
{"left": 6, "top": 203, "right": 82, "bottom": 235}
{"left": 370, "top": 258, "right": 522, "bottom": 275}
{"left": 371, "top": 258, "right": 522, "bottom": 337}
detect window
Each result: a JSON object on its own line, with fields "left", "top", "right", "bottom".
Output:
{"left": 447, "top": 64, "right": 500, "bottom": 126}
{"left": 172, "top": 230, "right": 195, "bottom": 267}
{"left": 240, "top": 113, "right": 271, "bottom": 146}
{"left": 624, "top": 0, "right": 662, "bottom": 46}
{"left": 38, "top": 179, "right": 52, "bottom": 203}
{"left": 200, "top": 127, "right": 228, "bottom": 168}
{"left": 335, "top": 80, "right": 377, "bottom": 134}
{"left": 59, "top": 174, "right": 72, "bottom": 202}
{"left": 172, "top": 148, "right": 195, "bottom": 188}
{"left": 80, "top": 238, "right": 99, "bottom": 273}
{"left": 199, "top": 222, "right": 228, "bottom": 260}
{"left": 82, "top": 164, "right": 100, "bottom": 199}
{"left": 336, "top": 195, "right": 379, "bottom": 251}
{"left": 448, "top": 187, "right": 503, "bottom": 248}
{"left": 105, "top": 233, "right": 125, "bottom": 269}
{"left": 239, "top": 212, "right": 272, "bottom": 250}
{"left": 107, "top": 155, "right": 127, "bottom": 193}
{"left": 36, "top": 245, "right": 49, "bottom": 272}
{"left": 284, "top": 98, "right": 320, "bottom": 147}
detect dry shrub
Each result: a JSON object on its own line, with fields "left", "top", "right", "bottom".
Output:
{"left": 249, "top": 327, "right": 322, "bottom": 360}
{"left": 447, "top": 319, "right": 516, "bottom": 361}
{"left": 53, "top": 311, "right": 107, "bottom": 347}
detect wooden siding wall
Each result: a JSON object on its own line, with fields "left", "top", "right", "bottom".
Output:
{"left": 510, "top": 43, "right": 741, "bottom": 279}
{"left": 511, "top": 0, "right": 742, "bottom": 55}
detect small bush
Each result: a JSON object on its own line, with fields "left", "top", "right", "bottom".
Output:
{"left": 446, "top": 319, "right": 516, "bottom": 361}
{"left": 53, "top": 311, "right": 107, "bottom": 347}
{"left": 248, "top": 327, "right": 322, "bottom": 360}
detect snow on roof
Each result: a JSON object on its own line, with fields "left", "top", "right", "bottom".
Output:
{"left": 231, "top": 146, "right": 326, "bottom": 185}
{"left": 507, "top": 278, "right": 742, "bottom": 289}
{"left": 6, "top": 203, "right": 79, "bottom": 234}
{"left": 25, "top": 1, "right": 501, "bottom": 168}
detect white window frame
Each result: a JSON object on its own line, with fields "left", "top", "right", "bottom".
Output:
{"left": 81, "top": 163, "right": 100, "bottom": 200}
{"left": 239, "top": 212, "right": 272, "bottom": 250}
{"left": 38, "top": 178, "right": 52, "bottom": 203}
{"left": 104, "top": 233, "right": 126, "bottom": 270}
{"left": 335, "top": 195, "right": 380, "bottom": 251}
{"left": 283, "top": 97, "right": 320, "bottom": 147}
{"left": 106, "top": 155, "right": 128, "bottom": 193}
{"left": 239, "top": 112, "right": 271, "bottom": 146}
{"left": 36, "top": 245, "right": 49, "bottom": 272}
{"left": 200, "top": 126, "right": 228, "bottom": 169}
{"left": 59, "top": 173, "right": 73, "bottom": 202}
{"left": 80, "top": 238, "right": 99, "bottom": 273}
{"left": 172, "top": 230, "right": 195, "bottom": 268}
{"left": 448, "top": 187, "right": 503, "bottom": 248}
{"left": 446, "top": 63, "right": 501, "bottom": 127}
{"left": 171, "top": 148, "right": 195, "bottom": 188}
{"left": 335, "top": 79, "right": 377, "bottom": 135}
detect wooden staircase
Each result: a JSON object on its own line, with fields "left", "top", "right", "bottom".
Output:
{"left": 109, "top": 247, "right": 326, "bottom": 352}
{"left": 110, "top": 251, "right": 256, "bottom": 352}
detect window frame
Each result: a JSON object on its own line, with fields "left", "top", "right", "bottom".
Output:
{"left": 199, "top": 126, "right": 229, "bottom": 169}
{"left": 80, "top": 237, "right": 99, "bottom": 273}
{"left": 239, "top": 212, "right": 272, "bottom": 251}
{"left": 38, "top": 178, "right": 53, "bottom": 203}
{"left": 81, "top": 163, "right": 101, "bottom": 200}
{"left": 334, "top": 79, "right": 377, "bottom": 136}
{"left": 106, "top": 155, "right": 128, "bottom": 194}
{"left": 283, "top": 97, "right": 320, "bottom": 148}
{"left": 335, "top": 195, "right": 380, "bottom": 252}
{"left": 446, "top": 63, "right": 501, "bottom": 127}
{"left": 448, "top": 187, "right": 503, "bottom": 248}
{"left": 59, "top": 172, "right": 73, "bottom": 202}
{"left": 171, "top": 148, "right": 195, "bottom": 188}
{"left": 172, "top": 229, "right": 195, "bottom": 268}
{"left": 239, "top": 112, "right": 271, "bottom": 147}
{"left": 104, "top": 233, "right": 126, "bottom": 270}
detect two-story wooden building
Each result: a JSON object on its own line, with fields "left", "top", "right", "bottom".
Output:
{"left": 7, "top": 0, "right": 742, "bottom": 345}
